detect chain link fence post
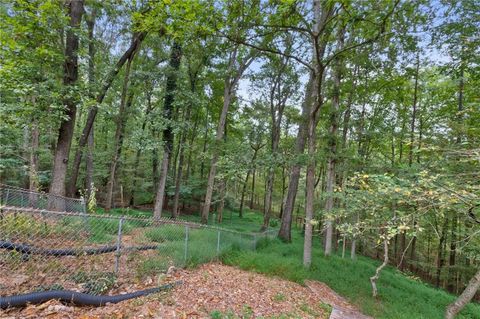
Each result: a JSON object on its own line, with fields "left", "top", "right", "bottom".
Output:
{"left": 184, "top": 225, "right": 189, "bottom": 265}
{"left": 81, "top": 196, "right": 89, "bottom": 233}
{"left": 114, "top": 217, "right": 124, "bottom": 273}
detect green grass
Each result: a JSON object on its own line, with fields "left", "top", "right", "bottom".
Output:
{"left": 221, "top": 230, "right": 480, "bottom": 319}
{"left": 94, "top": 206, "right": 480, "bottom": 318}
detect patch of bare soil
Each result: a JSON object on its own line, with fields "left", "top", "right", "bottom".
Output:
{"left": 1, "top": 263, "right": 330, "bottom": 319}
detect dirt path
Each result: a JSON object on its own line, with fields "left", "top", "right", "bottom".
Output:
{"left": 305, "top": 280, "right": 373, "bottom": 319}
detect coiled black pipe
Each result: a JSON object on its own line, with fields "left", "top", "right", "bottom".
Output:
{"left": 0, "top": 282, "right": 179, "bottom": 309}
{"left": 0, "top": 240, "right": 158, "bottom": 256}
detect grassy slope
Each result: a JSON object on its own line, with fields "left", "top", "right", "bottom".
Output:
{"left": 97, "top": 207, "right": 480, "bottom": 318}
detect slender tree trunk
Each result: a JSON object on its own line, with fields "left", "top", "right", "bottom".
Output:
{"left": 324, "top": 25, "right": 344, "bottom": 255}
{"left": 85, "top": 10, "right": 96, "bottom": 202}
{"left": 66, "top": 31, "right": 147, "bottom": 196}
{"left": 201, "top": 87, "right": 231, "bottom": 223}
{"left": 153, "top": 42, "right": 182, "bottom": 218}
{"left": 49, "top": 0, "right": 84, "bottom": 205}
{"left": 408, "top": 54, "right": 420, "bottom": 166}
{"left": 278, "top": 72, "right": 313, "bottom": 242}
{"left": 445, "top": 269, "right": 480, "bottom": 319}
{"left": 201, "top": 48, "right": 254, "bottom": 223}
{"left": 371, "top": 238, "right": 389, "bottom": 297}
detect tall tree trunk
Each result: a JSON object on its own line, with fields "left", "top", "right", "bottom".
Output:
{"left": 445, "top": 269, "right": 480, "bottom": 319}
{"left": 153, "top": 42, "right": 182, "bottom": 218}
{"left": 324, "top": 24, "right": 345, "bottom": 256}
{"left": 201, "top": 47, "right": 254, "bottom": 223}
{"left": 408, "top": 54, "right": 420, "bottom": 167}
{"left": 278, "top": 72, "right": 313, "bottom": 242}
{"left": 105, "top": 54, "right": 135, "bottom": 211}
{"left": 49, "top": 0, "right": 84, "bottom": 205}
{"left": 304, "top": 0, "right": 333, "bottom": 267}
{"left": 85, "top": 9, "right": 96, "bottom": 202}
{"left": 201, "top": 86, "right": 231, "bottom": 223}
{"left": 66, "top": 31, "right": 147, "bottom": 196}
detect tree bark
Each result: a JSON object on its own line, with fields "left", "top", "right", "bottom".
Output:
{"left": 201, "top": 47, "right": 254, "bottom": 223}
{"left": 408, "top": 54, "right": 420, "bottom": 167}
{"left": 324, "top": 24, "right": 345, "bottom": 256}
{"left": 153, "top": 41, "right": 182, "bottom": 219}
{"left": 278, "top": 72, "right": 313, "bottom": 242}
{"left": 85, "top": 9, "right": 97, "bottom": 202}
{"left": 49, "top": 0, "right": 84, "bottom": 205}
{"left": 303, "top": 0, "right": 333, "bottom": 267}
{"left": 445, "top": 268, "right": 480, "bottom": 319}
{"left": 371, "top": 239, "right": 389, "bottom": 297}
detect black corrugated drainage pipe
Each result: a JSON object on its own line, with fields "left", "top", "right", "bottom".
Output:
{"left": 0, "top": 282, "right": 180, "bottom": 309}
{"left": 0, "top": 240, "right": 158, "bottom": 256}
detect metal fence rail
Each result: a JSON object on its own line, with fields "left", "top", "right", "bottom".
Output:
{"left": 0, "top": 184, "right": 86, "bottom": 214}
{"left": 0, "top": 203, "right": 276, "bottom": 296}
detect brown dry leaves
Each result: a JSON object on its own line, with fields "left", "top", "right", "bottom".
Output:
{"left": 1, "top": 263, "right": 330, "bottom": 319}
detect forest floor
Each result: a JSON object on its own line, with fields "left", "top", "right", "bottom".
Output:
{"left": 1, "top": 263, "right": 337, "bottom": 319}
{"left": 96, "top": 207, "right": 480, "bottom": 318}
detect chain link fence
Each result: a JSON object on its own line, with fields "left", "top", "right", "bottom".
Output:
{"left": 0, "top": 186, "right": 276, "bottom": 297}
{"left": 0, "top": 184, "right": 86, "bottom": 214}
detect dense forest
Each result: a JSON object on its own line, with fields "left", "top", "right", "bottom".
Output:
{"left": 0, "top": 0, "right": 479, "bottom": 317}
